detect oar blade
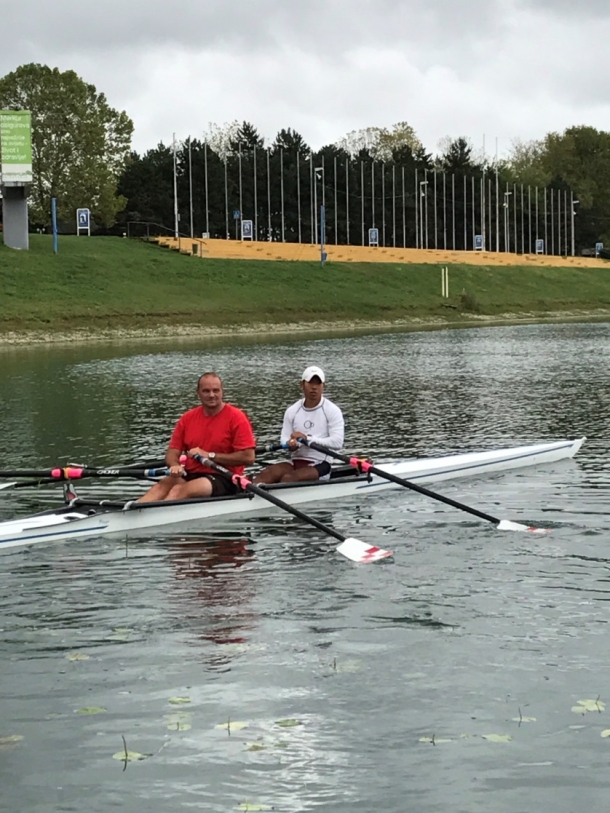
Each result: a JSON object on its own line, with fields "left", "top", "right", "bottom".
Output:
{"left": 496, "top": 519, "right": 550, "bottom": 533}
{"left": 335, "top": 538, "right": 393, "bottom": 563}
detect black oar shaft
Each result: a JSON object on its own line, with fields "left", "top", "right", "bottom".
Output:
{"left": 0, "top": 465, "right": 171, "bottom": 480}
{"left": 192, "top": 454, "right": 346, "bottom": 543}
{"left": 305, "top": 440, "right": 501, "bottom": 525}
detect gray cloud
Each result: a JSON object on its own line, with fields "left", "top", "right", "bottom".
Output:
{"left": 1, "top": 0, "right": 608, "bottom": 156}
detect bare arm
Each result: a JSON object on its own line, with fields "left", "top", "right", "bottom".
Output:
{"left": 188, "top": 446, "right": 255, "bottom": 467}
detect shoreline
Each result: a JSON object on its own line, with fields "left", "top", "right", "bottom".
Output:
{"left": 1, "top": 308, "right": 610, "bottom": 349}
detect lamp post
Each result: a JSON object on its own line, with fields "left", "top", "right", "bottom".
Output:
{"left": 419, "top": 180, "right": 428, "bottom": 249}
{"left": 503, "top": 191, "right": 512, "bottom": 253}
{"left": 314, "top": 166, "right": 324, "bottom": 245}
{"left": 315, "top": 166, "right": 326, "bottom": 262}
{"left": 571, "top": 194, "right": 579, "bottom": 257}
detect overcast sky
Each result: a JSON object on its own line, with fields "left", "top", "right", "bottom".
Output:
{"left": 3, "top": 0, "right": 608, "bottom": 156}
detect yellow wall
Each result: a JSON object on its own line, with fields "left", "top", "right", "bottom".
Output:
{"left": 155, "top": 237, "right": 608, "bottom": 269}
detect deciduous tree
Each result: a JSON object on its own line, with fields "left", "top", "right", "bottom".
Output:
{"left": 0, "top": 63, "right": 133, "bottom": 227}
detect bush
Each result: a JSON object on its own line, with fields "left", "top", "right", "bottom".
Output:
{"left": 460, "top": 289, "right": 480, "bottom": 312}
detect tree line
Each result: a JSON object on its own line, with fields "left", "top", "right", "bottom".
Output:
{"left": 1, "top": 64, "right": 609, "bottom": 254}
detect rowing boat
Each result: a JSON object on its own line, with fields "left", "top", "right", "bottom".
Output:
{"left": 0, "top": 438, "right": 584, "bottom": 551}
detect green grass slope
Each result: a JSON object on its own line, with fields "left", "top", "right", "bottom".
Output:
{"left": 1, "top": 235, "right": 610, "bottom": 332}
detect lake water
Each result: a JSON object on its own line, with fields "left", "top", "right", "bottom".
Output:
{"left": 1, "top": 322, "right": 610, "bottom": 812}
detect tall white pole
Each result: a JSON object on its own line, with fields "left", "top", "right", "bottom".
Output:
{"left": 173, "top": 133, "right": 179, "bottom": 238}
{"left": 402, "top": 165, "right": 406, "bottom": 248}
{"left": 188, "top": 139, "right": 193, "bottom": 238}
{"left": 280, "top": 147, "right": 285, "bottom": 242}
{"left": 253, "top": 145, "right": 258, "bottom": 241}
{"left": 443, "top": 172, "right": 447, "bottom": 250}
{"left": 334, "top": 155, "right": 338, "bottom": 245}
{"left": 495, "top": 137, "right": 499, "bottom": 252}
{"left": 381, "top": 162, "right": 386, "bottom": 246}
{"left": 361, "top": 160, "right": 365, "bottom": 245}
{"left": 392, "top": 164, "right": 396, "bottom": 248}
{"left": 345, "top": 158, "right": 350, "bottom": 245}
{"left": 415, "top": 167, "right": 419, "bottom": 249}
{"left": 296, "top": 151, "right": 301, "bottom": 243}
{"left": 204, "top": 140, "right": 209, "bottom": 237}
{"left": 267, "top": 147, "right": 271, "bottom": 241}
{"left": 434, "top": 169, "right": 438, "bottom": 248}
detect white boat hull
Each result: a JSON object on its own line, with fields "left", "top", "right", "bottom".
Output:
{"left": 0, "top": 438, "right": 584, "bottom": 551}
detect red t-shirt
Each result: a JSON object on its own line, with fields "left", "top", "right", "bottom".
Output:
{"left": 169, "top": 403, "right": 255, "bottom": 475}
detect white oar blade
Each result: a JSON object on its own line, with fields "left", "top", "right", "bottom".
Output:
{"left": 335, "top": 538, "right": 393, "bottom": 563}
{"left": 0, "top": 482, "right": 17, "bottom": 491}
{"left": 497, "top": 519, "right": 550, "bottom": 534}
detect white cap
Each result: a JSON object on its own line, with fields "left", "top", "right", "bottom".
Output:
{"left": 302, "top": 365, "right": 325, "bottom": 383}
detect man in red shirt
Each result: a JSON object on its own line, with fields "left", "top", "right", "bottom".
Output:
{"left": 138, "top": 372, "right": 256, "bottom": 502}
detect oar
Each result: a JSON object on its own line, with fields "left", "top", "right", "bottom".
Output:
{"left": 0, "top": 477, "right": 62, "bottom": 491}
{"left": 0, "top": 464, "right": 174, "bottom": 481}
{"left": 300, "top": 440, "right": 548, "bottom": 534}
{"left": 190, "top": 454, "right": 392, "bottom": 563}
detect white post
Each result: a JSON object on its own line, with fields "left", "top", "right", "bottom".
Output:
{"left": 172, "top": 133, "right": 179, "bottom": 239}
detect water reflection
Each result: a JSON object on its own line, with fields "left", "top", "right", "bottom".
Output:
{"left": 3, "top": 323, "right": 610, "bottom": 812}
{"left": 164, "top": 535, "right": 259, "bottom": 663}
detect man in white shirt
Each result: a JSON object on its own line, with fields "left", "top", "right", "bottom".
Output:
{"left": 254, "top": 366, "right": 344, "bottom": 484}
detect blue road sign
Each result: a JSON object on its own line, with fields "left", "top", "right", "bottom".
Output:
{"left": 233, "top": 209, "right": 241, "bottom": 220}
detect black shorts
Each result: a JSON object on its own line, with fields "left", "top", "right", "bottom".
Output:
{"left": 292, "top": 460, "right": 332, "bottom": 478}
{"left": 184, "top": 472, "right": 239, "bottom": 497}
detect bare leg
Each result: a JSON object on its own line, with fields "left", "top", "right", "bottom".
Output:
{"left": 253, "top": 462, "right": 295, "bottom": 484}
{"left": 137, "top": 474, "right": 183, "bottom": 502}
{"left": 137, "top": 475, "right": 214, "bottom": 502}
{"left": 280, "top": 466, "right": 320, "bottom": 483}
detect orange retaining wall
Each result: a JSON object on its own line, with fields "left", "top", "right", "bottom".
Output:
{"left": 154, "top": 236, "right": 608, "bottom": 269}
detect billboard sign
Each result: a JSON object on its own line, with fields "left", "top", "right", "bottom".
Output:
{"left": 0, "top": 110, "right": 32, "bottom": 184}
{"left": 535, "top": 239, "right": 544, "bottom": 254}
{"left": 368, "top": 227, "right": 379, "bottom": 247}
{"left": 474, "top": 234, "right": 483, "bottom": 250}
{"left": 241, "top": 219, "right": 253, "bottom": 239}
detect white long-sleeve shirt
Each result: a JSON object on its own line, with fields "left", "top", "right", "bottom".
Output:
{"left": 280, "top": 397, "right": 345, "bottom": 464}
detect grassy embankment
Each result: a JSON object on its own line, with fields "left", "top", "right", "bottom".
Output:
{"left": 1, "top": 234, "right": 610, "bottom": 334}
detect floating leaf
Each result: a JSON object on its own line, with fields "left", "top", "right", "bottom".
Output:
{"left": 482, "top": 734, "right": 513, "bottom": 742}
{"left": 106, "top": 633, "right": 130, "bottom": 641}
{"left": 512, "top": 716, "right": 537, "bottom": 723}
{"left": 601, "top": 729, "right": 610, "bottom": 738}
{"left": 112, "top": 750, "right": 151, "bottom": 762}
{"left": 66, "top": 653, "right": 89, "bottom": 661}
{"left": 274, "top": 719, "right": 302, "bottom": 728}
{"left": 236, "top": 804, "right": 273, "bottom": 811}
{"left": 113, "top": 627, "right": 130, "bottom": 633}
{"left": 215, "top": 721, "right": 249, "bottom": 732}
{"left": 246, "top": 742, "right": 266, "bottom": 751}
{"left": 569, "top": 725, "right": 586, "bottom": 730}
{"left": 168, "top": 696, "right": 191, "bottom": 705}
{"left": 76, "top": 707, "right": 106, "bottom": 715}
{"left": 573, "top": 698, "right": 605, "bottom": 713}
{"left": 0, "top": 734, "right": 23, "bottom": 749}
